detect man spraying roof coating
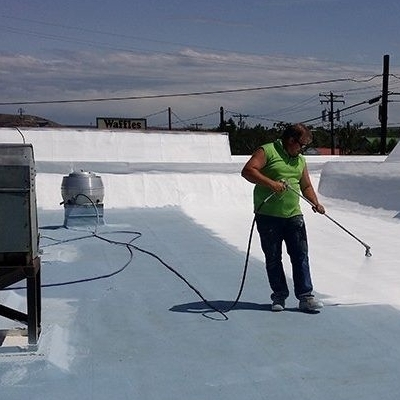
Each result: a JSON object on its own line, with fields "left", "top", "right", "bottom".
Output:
{"left": 241, "top": 123, "right": 324, "bottom": 312}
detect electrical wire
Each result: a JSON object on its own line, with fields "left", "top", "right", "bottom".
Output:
{"left": 0, "top": 77, "right": 379, "bottom": 106}
{"left": 173, "top": 111, "right": 220, "bottom": 125}
{"left": 170, "top": 111, "right": 187, "bottom": 126}
{"left": 142, "top": 108, "right": 169, "bottom": 118}
{"left": 341, "top": 104, "right": 378, "bottom": 118}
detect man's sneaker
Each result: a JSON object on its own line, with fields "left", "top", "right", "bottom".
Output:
{"left": 299, "top": 296, "right": 323, "bottom": 312}
{"left": 271, "top": 299, "right": 285, "bottom": 312}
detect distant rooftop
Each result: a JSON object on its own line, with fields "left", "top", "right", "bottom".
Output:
{"left": 0, "top": 113, "right": 61, "bottom": 128}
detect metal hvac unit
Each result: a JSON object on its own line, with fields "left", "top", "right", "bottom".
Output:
{"left": 0, "top": 143, "right": 41, "bottom": 346}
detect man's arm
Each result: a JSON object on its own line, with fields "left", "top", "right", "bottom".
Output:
{"left": 241, "top": 148, "right": 286, "bottom": 192}
{"left": 300, "top": 167, "right": 325, "bottom": 214}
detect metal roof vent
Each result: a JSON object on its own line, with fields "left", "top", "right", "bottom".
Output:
{"left": 61, "top": 170, "right": 105, "bottom": 227}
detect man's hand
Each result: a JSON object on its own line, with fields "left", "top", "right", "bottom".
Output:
{"left": 312, "top": 203, "right": 325, "bottom": 214}
{"left": 271, "top": 180, "right": 288, "bottom": 193}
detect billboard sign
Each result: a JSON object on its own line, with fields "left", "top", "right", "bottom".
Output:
{"left": 96, "top": 117, "right": 147, "bottom": 130}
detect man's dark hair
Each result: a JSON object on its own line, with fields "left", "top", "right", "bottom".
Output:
{"left": 282, "top": 123, "right": 310, "bottom": 142}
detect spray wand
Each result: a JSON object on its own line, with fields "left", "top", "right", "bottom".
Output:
{"left": 286, "top": 183, "right": 372, "bottom": 257}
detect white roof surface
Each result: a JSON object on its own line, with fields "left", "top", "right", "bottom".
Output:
{"left": 1, "top": 128, "right": 400, "bottom": 400}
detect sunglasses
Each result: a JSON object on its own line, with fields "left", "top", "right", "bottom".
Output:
{"left": 294, "top": 138, "right": 310, "bottom": 150}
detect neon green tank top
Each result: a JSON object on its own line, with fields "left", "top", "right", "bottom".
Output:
{"left": 254, "top": 140, "right": 306, "bottom": 218}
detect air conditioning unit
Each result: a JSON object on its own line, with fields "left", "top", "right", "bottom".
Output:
{"left": 0, "top": 143, "right": 41, "bottom": 346}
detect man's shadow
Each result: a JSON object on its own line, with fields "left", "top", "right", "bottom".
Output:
{"left": 170, "top": 300, "right": 320, "bottom": 315}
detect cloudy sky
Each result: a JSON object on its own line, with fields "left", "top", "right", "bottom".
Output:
{"left": 1, "top": 0, "right": 400, "bottom": 128}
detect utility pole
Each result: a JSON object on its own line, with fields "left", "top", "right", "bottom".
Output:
{"left": 219, "top": 106, "right": 225, "bottom": 131}
{"left": 168, "top": 107, "right": 172, "bottom": 130}
{"left": 190, "top": 123, "right": 203, "bottom": 131}
{"left": 232, "top": 113, "right": 249, "bottom": 130}
{"left": 380, "top": 54, "right": 389, "bottom": 155}
{"left": 320, "top": 92, "right": 345, "bottom": 155}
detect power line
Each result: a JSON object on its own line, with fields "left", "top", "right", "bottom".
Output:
{"left": 342, "top": 103, "right": 378, "bottom": 118}
{"left": 171, "top": 111, "right": 220, "bottom": 125}
{"left": 301, "top": 94, "right": 381, "bottom": 125}
{"left": 226, "top": 110, "right": 284, "bottom": 124}
{"left": 170, "top": 111, "right": 186, "bottom": 125}
{"left": 142, "top": 108, "right": 169, "bottom": 118}
{"left": 265, "top": 95, "right": 319, "bottom": 118}
{"left": 0, "top": 76, "right": 381, "bottom": 107}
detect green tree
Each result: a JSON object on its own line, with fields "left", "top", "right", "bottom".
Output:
{"left": 337, "top": 122, "right": 364, "bottom": 154}
{"left": 310, "top": 127, "right": 330, "bottom": 148}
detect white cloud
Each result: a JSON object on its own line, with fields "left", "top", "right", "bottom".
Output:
{"left": 0, "top": 49, "right": 395, "bottom": 127}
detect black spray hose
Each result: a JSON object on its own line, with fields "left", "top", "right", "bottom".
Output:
{"left": 38, "top": 192, "right": 277, "bottom": 320}
{"left": 221, "top": 191, "right": 277, "bottom": 315}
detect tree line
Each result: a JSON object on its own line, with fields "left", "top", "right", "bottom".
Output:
{"left": 215, "top": 118, "right": 400, "bottom": 155}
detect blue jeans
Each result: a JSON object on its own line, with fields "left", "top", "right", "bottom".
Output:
{"left": 255, "top": 214, "right": 313, "bottom": 301}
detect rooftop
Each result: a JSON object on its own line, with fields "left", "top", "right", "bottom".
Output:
{"left": 0, "top": 127, "right": 399, "bottom": 400}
